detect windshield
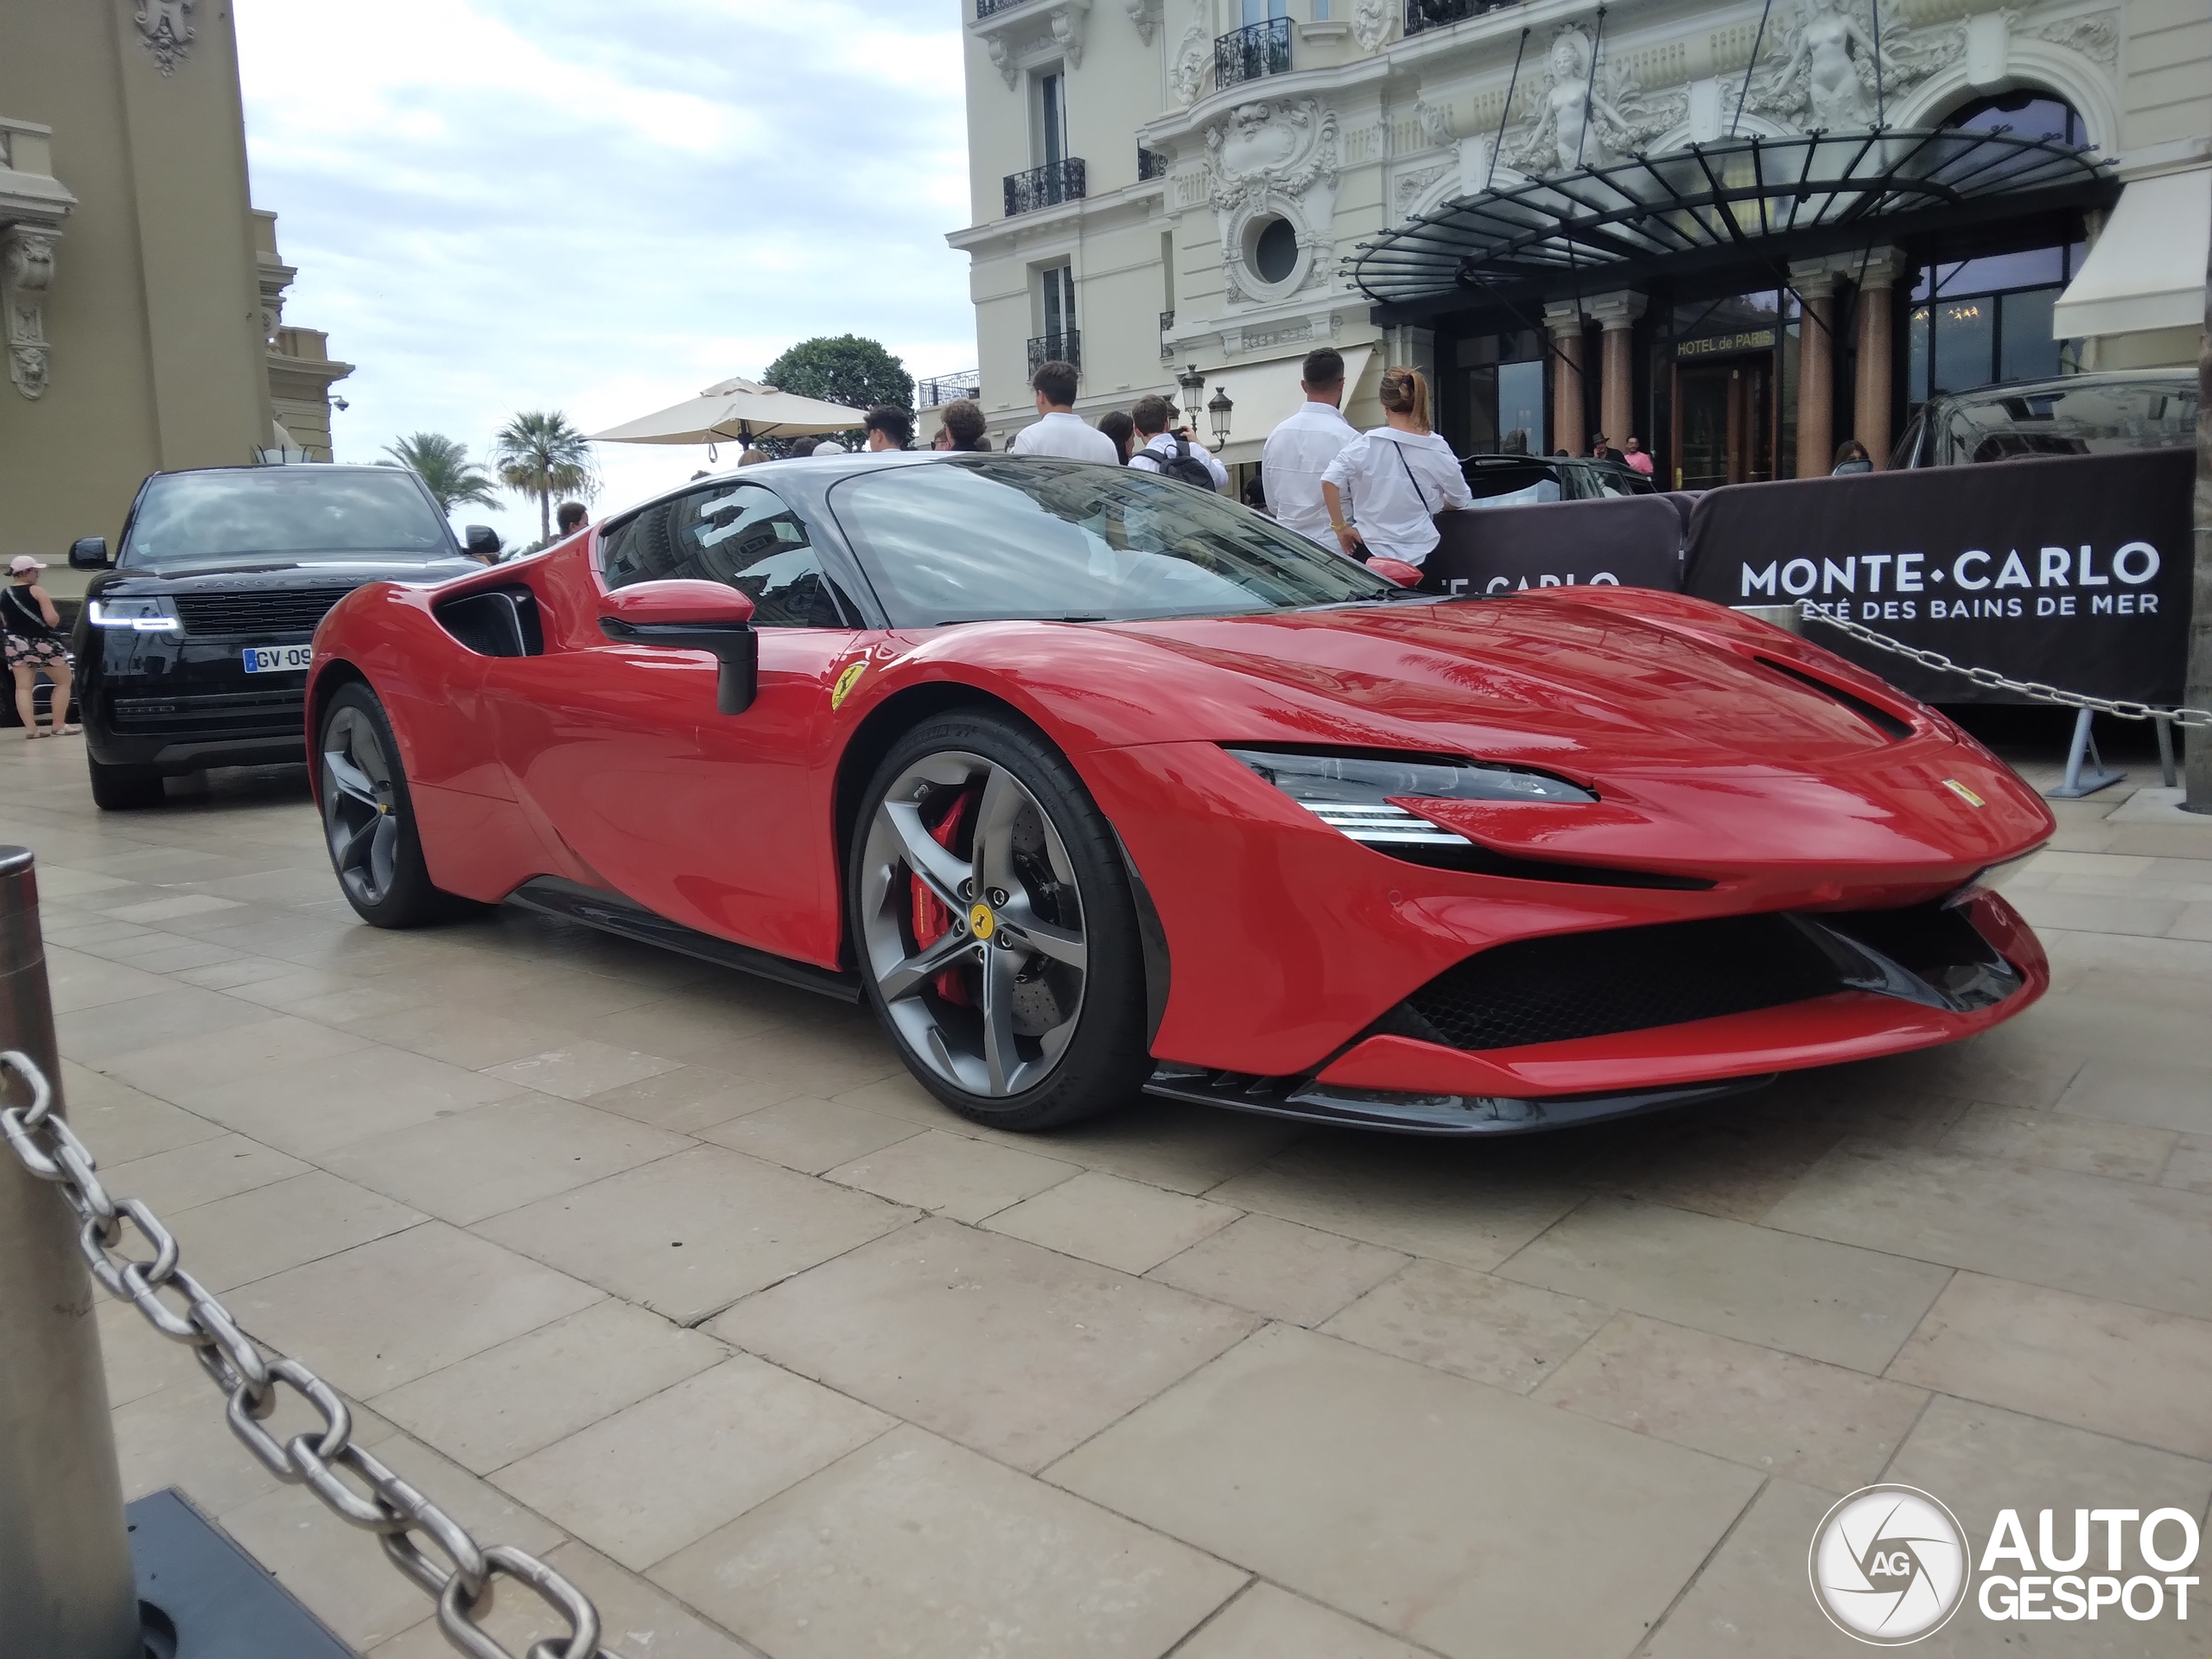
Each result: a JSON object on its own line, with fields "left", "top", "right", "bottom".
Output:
{"left": 122, "top": 469, "right": 456, "bottom": 570}
{"left": 829, "top": 457, "right": 1393, "bottom": 625}
{"left": 1939, "top": 378, "right": 2197, "bottom": 465}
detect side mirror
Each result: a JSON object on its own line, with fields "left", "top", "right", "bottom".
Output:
{"left": 69, "top": 537, "right": 110, "bottom": 570}
{"left": 597, "top": 580, "right": 758, "bottom": 715}
{"left": 463, "top": 524, "right": 502, "bottom": 561}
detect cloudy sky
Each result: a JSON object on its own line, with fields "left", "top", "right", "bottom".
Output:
{"left": 235, "top": 0, "right": 974, "bottom": 547}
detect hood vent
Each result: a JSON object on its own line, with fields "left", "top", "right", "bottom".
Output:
{"left": 1754, "top": 657, "right": 1914, "bottom": 741}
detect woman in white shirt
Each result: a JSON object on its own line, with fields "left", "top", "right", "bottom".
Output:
{"left": 1319, "top": 367, "right": 1471, "bottom": 568}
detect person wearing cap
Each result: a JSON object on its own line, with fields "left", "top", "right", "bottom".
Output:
{"left": 4, "top": 555, "right": 77, "bottom": 738}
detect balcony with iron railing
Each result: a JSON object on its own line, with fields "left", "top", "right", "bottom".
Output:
{"left": 976, "top": 0, "right": 1030, "bottom": 16}
{"left": 1005, "top": 157, "right": 1087, "bottom": 218}
{"left": 1215, "top": 16, "right": 1291, "bottom": 90}
{"left": 1404, "top": 0, "right": 1519, "bottom": 36}
{"left": 1138, "top": 145, "right": 1171, "bottom": 182}
{"left": 1027, "top": 330, "right": 1080, "bottom": 374}
{"left": 917, "top": 372, "right": 982, "bottom": 409}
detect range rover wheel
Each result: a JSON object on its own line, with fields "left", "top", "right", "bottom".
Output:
{"left": 317, "top": 683, "right": 453, "bottom": 928}
{"left": 850, "top": 711, "right": 1150, "bottom": 1132}
{"left": 86, "top": 756, "right": 165, "bottom": 811}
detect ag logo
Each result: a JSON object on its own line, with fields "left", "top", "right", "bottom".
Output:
{"left": 830, "top": 661, "right": 867, "bottom": 711}
{"left": 1809, "top": 1485, "right": 1969, "bottom": 1644}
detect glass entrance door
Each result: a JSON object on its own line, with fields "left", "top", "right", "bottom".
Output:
{"left": 1674, "top": 358, "right": 1772, "bottom": 489}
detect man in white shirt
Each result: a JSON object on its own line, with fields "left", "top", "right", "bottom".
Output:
{"left": 1007, "top": 359, "right": 1121, "bottom": 464}
{"left": 1262, "top": 348, "right": 1357, "bottom": 545}
{"left": 1125, "top": 394, "right": 1229, "bottom": 489}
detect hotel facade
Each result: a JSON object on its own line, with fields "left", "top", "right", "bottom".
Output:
{"left": 948, "top": 0, "right": 2207, "bottom": 486}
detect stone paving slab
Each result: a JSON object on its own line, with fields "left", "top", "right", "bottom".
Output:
{"left": 0, "top": 737, "right": 2207, "bottom": 1657}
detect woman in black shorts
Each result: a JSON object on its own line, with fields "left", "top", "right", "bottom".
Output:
{"left": 4, "top": 555, "right": 77, "bottom": 738}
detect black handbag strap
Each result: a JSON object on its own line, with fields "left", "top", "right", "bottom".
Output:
{"left": 1392, "top": 436, "right": 1436, "bottom": 513}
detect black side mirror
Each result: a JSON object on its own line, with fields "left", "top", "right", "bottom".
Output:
{"left": 69, "top": 537, "right": 110, "bottom": 570}
{"left": 463, "top": 525, "right": 502, "bottom": 561}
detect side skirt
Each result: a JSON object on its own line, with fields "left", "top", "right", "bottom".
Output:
{"left": 505, "top": 876, "right": 861, "bottom": 1003}
{"left": 1143, "top": 1063, "right": 1773, "bottom": 1136}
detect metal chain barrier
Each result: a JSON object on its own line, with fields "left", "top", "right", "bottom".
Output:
{"left": 0, "top": 1046, "right": 613, "bottom": 1659}
{"left": 1798, "top": 606, "right": 2212, "bottom": 730}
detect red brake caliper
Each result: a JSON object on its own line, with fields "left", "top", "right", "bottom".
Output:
{"left": 909, "top": 789, "right": 975, "bottom": 1007}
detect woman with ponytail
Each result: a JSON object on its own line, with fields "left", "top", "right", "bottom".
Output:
{"left": 1319, "top": 366, "right": 1471, "bottom": 569}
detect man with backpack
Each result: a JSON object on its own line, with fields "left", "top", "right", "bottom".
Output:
{"left": 1126, "top": 394, "right": 1227, "bottom": 491}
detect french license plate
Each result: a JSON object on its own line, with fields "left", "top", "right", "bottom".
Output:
{"left": 240, "top": 644, "right": 315, "bottom": 674}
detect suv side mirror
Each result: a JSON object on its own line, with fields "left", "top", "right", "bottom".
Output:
{"left": 597, "top": 580, "right": 758, "bottom": 715}
{"left": 69, "top": 537, "right": 110, "bottom": 570}
{"left": 463, "top": 525, "right": 502, "bottom": 562}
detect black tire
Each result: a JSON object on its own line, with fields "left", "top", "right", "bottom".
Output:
{"left": 849, "top": 710, "right": 1150, "bottom": 1132}
{"left": 87, "top": 756, "right": 165, "bottom": 810}
{"left": 316, "top": 683, "right": 456, "bottom": 929}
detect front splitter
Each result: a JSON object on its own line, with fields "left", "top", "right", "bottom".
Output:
{"left": 1142, "top": 1064, "right": 1775, "bottom": 1135}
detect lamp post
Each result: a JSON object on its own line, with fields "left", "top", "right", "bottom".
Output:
{"left": 1176, "top": 364, "right": 1206, "bottom": 429}
{"left": 1207, "top": 385, "right": 1235, "bottom": 448}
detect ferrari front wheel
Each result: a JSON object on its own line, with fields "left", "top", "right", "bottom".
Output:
{"left": 317, "top": 683, "right": 454, "bottom": 929}
{"left": 851, "top": 712, "right": 1149, "bottom": 1131}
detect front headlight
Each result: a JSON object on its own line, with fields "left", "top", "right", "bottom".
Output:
{"left": 86, "top": 595, "right": 181, "bottom": 632}
{"left": 1226, "top": 747, "right": 1595, "bottom": 849}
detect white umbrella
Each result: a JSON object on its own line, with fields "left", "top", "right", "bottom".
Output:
{"left": 588, "top": 375, "right": 866, "bottom": 448}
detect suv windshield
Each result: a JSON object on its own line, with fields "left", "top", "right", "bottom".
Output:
{"left": 122, "top": 469, "right": 455, "bottom": 570}
{"left": 829, "top": 457, "right": 1392, "bottom": 626}
{"left": 1937, "top": 378, "right": 2197, "bottom": 465}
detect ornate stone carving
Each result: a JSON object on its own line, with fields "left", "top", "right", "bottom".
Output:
{"left": 1749, "top": 0, "right": 1962, "bottom": 128}
{"left": 1352, "top": 0, "right": 1393, "bottom": 53}
{"left": 135, "top": 0, "right": 195, "bottom": 75}
{"left": 2034, "top": 10, "right": 2117, "bottom": 66}
{"left": 1052, "top": 5, "right": 1087, "bottom": 70}
{"left": 1126, "top": 0, "right": 1162, "bottom": 46}
{"left": 1508, "top": 26, "right": 1685, "bottom": 174}
{"left": 988, "top": 36, "right": 1015, "bottom": 87}
{"left": 3, "top": 226, "right": 58, "bottom": 400}
{"left": 1395, "top": 162, "right": 1452, "bottom": 213}
{"left": 1415, "top": 99, "right": 1456, "bottom": 148}
{"left": 1205, "top": 99, "right": 1342, "bottom": 302}
{"left": 1171, "top": 11, "right": 1211, "bottom": 106}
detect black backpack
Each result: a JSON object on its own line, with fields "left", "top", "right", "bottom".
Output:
{"left": 1155, "top": 435, "right": 1218, "bottom": 492}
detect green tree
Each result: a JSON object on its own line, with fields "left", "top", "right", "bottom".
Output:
{"left": 492, "top": 411, "right": 598, "bottom": 543}
{"left": 763, "top": 335, "right": 914, "bottom": 443}
{"left": 379, "top": 432, "right": 499, "bottom": 516}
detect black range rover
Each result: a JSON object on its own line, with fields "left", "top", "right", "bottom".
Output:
{"left": 71, "top": 465, "right": 477, "bottom": 809}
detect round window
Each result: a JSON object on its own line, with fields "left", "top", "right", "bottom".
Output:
{"left": 1252, "top": 217, "right": 1300, "bottom": 285}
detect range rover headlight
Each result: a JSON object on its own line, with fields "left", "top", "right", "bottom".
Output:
{"left": 1225, "top": 747, "right": 1595, "bottom": 848}
{"left": 86, "top": 595, "right": 181, "bottom": 632}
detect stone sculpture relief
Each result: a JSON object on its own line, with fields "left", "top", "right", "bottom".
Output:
{"left": 1205, "top": 99, "right": 1342, "bottom": 300}
{"left": 1126, "top": 0, "right": 1162, "bottom": 47}
{"left": 2034, "top": 10, "right": 2117, "bottom": 65}
{"left": 1507, "top": 27, "right": 1685, "bottom": 174}
{"left": 3, "top": 227, "right": 57, "bottom": 400}
{"left": 1171, "top": 10, "right": 1212, "bottom": 106}
{"left": 135, "top": 0, "right": 196, "bottom": 75}
{"left": 1352, "top": 0, "right": 1394, "bottom": 53}
{"left": 1751, "top": 0, "right": 1962, "bottom": 127}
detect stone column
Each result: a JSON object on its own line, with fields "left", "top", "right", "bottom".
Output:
{"left": 1852, "top": 250, "right": 1905, "bottom": 469}
{"left": 1789, "top": 262, "right": 1836, "bottom": 478}
{"left": 1543, "top": 301, "right": 1588, "bottom": 455}
{"left": 1585, "top": 290, "right": 1648, "bottom": 454}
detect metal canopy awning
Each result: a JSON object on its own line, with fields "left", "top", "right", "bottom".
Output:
{"left": 1348, "top": 130, "right": 2115, "bottom": 311}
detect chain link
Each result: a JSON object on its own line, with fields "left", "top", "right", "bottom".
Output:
{"left": 1797, "top": 607, "right": 2212, "bottom": 730}
{"left": 0, "top": 1048, "right": 612, "bottom": 1659}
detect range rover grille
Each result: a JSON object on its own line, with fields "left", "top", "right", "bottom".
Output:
{"left": 107, "top": 686, "right": 306, "bottom": 739}
{"left": 175, "top": 591, "right": 348, "bottom": 637}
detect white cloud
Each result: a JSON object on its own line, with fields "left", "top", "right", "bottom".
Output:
{"left": 237, "top": 0, "right": 975, "bottom": 546}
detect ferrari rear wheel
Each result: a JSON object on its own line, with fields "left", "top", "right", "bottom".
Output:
{"left": 852, "top": 712, "right": 1149, "bottom": 1131}
{"left": 318, "top": 683, "right": 454, "bottom": 929}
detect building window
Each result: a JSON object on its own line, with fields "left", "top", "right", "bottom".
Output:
{"left": 1454, "top": 331, "right": 1545, "bottom": 455}
{"left": 1032, "top": 265, "right": 1079, "bottom": 372}
{"left": 1905, "top": 242, "right": 2084, "bottom": 407}
{"left": 1035, "top": 69, "right": 1066, "bottom": 171}
{"left": 1251, "top": 217, "right": 1299, "bottom": 284}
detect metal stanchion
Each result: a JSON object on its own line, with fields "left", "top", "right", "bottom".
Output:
{"left": 0, "top": 846, "right": 143, "bottom": 1659}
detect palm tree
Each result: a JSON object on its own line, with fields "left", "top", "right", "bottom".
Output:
{"left": 380, "top": 432, "right": 499, "bottom": 515}
{"left": 492, "top": 411, "right": 598, "bottom": 543}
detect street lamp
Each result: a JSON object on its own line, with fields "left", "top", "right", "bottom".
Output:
{"left": 1175, "top": 364, "right": 1206, "bottom": 428}
{"left": 1206, "top": 385, "right": 1234, "bottom": 447}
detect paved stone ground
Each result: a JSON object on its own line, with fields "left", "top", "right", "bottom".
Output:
{"left": 4, "top": 732, "right": 2210, "bottom": 1659}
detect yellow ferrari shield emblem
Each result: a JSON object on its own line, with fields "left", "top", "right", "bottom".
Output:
{"left": 830, "top": 662, "right": 866, "bottom": 711}
{"left": 1941, "top": 779, "right": 1986, "bottom": 809}
{"left": 969, "top": 903, "right": 995, "bottom": 940}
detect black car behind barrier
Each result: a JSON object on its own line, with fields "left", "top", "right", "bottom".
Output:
{"left": 70, "top": 465, "right": 479, "bottom": 810}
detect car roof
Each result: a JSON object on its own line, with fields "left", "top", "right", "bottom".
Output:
{"left": 603, "top": 449, "right": 1025, "bottom": 529}
{"left": 1926, "top": 367, "right": 2196, "bottom": 407}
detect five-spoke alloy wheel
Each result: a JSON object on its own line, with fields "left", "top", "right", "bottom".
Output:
{"left": 852, "top": 712, "right": 1149, "bottom": 1130}
{"left": 317, "top": 683, "right": 454, "bottom": 928}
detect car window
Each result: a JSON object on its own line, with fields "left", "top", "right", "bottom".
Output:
{"left": 120, "top": 469, "right": 454, "bottom": 569}
{"left": 1465, "top": 463, "right": 1553, "bottom": 501}
{"left": 1938, "top": 380, "right": 2197, "bottom": 466}
{"left": 601, "top": 483, "right": 853, "bottom": 628}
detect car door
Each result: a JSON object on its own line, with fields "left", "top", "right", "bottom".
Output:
{"left": 488, "top": 480, "right": 863, "bottom": 965}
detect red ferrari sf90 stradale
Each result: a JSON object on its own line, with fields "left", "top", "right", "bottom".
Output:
{"left": 305, "top": 454, "right": 2052, "bottom": 1135}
